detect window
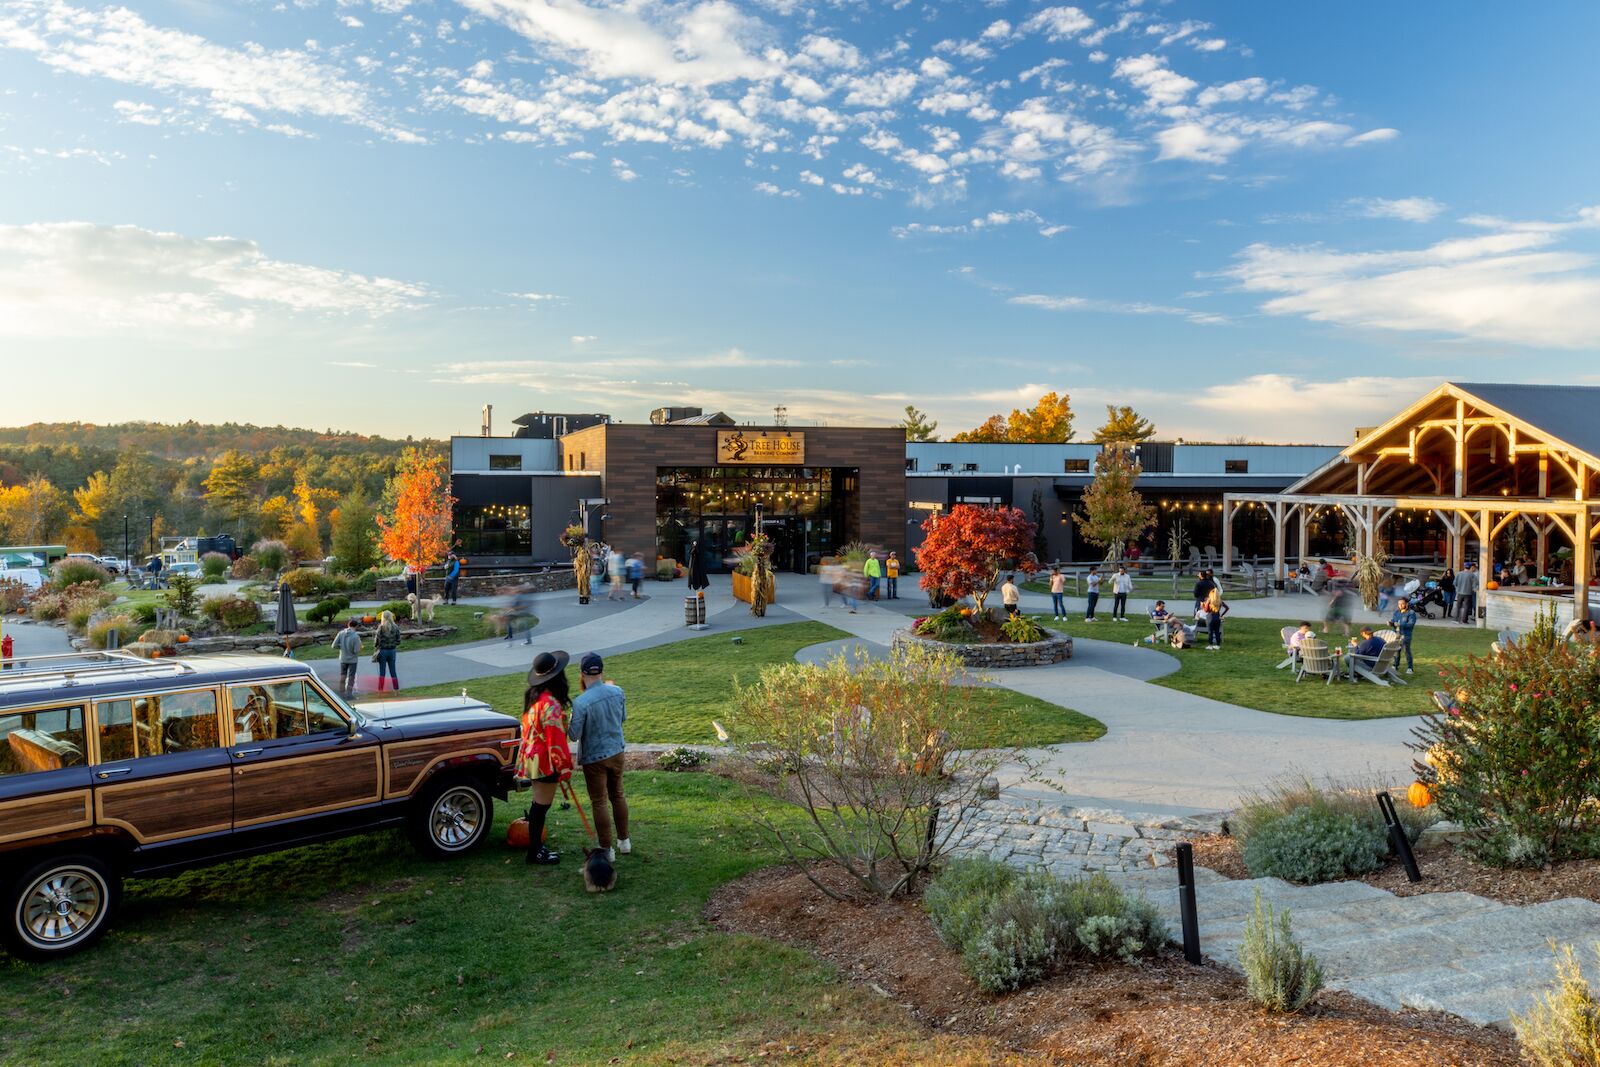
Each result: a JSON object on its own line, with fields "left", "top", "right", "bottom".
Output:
{"left": 230, "top": 681, "right": 346, "bottom": 742}
{"left": 1225, "top": 459, "right": 1249, "bottom": 473}
{"left": 579, "top": 451, "right": 587, "bottom": 470}
{"left": 0, "top": 704, "right": 86, "bottom": 775}
{"left": 936, "top": 462, "right": 953, "bottom": 472}
{"left": 489, "top": 454, "right": 521, "bottom": 471}
{"left": 904, "top": 458, "right": 918, "bottom": 472}
{"left": 97, "top": 690, "right": 220, "bottom": 760}
{"left": 961, "top": 462, "right": 979, "bottom": 472}
{"left": 1064, "top": 458, "right": 1090, "bottom": 473}
{"left": 454, "top": 503, "right": 532, "bottom": 557}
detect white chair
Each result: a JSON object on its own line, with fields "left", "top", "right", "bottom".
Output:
{"left": 1349, "top": 640, "right": 1402, "bottom": 686}
{"left": 1374, "top": 630, "right": 1410, "bottom": 685}
{"left": 1275, "top": 626, "right": 1300, "bottom": 670}
{"left": 1296, "top": 638, "right": 1338, "bottom": 685}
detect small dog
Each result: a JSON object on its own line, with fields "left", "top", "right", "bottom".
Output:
{"left": 406, "top": 592, "right": 439, "bottom": 622}
{"left": 582, "top": 847, "right": 617, "bottom": 893}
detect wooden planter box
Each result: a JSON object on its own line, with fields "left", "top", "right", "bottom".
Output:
{"left": 731, "top": 570, "right": 776, "bottom": 605}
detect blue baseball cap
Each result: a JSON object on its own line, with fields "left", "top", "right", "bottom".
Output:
{"left": 580, "top": 652, "right": 604, "bottom": 676}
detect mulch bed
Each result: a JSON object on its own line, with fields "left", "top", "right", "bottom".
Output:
{"left": 1182, "top": 832, "right": 1600, "bottom": 907}
{"left": 706, "top": 864, "right": 1518, "bottom": 1066}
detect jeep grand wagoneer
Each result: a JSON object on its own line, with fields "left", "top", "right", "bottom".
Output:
{"left": 0, "top": 651, "right": 519, "bottom": 959}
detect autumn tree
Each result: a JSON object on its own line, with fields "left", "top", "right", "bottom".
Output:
{"left": 203, "top": 450, "right": 260, "bottom": 538}
{"left": 258, "top": 495, "right": 294, "bottom": 540}
{"left": 1093, "top": 405, "right": 1156, "bottom": 444}
{"left": 329, "top": 487, "right": 378, "bottom": 575}
{"left": 900, "top": 405, "right": 939, "bottom": 442}
{"left": 72, "top": 471, "right": 112, "bottom": 526}
{"left": 1077, "top": 448, "right": 1157, "bottom": 562}
{"left": 915, "top": 504, "right": 1039, "bottom": 614}
{"left": 376, "top": 449, "right": 456, "bottom": 581}
{"left": 951, "top": 391, "right": 1074, "bottom": 443}
{"left": 0, "top": 474, "right": 69, "bottom": 544}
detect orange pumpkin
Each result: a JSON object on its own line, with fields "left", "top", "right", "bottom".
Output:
{"left": 959, "top": 607, "right": 973, "bottom": 617}
{"left": 1485, "top": 580, "right": 1500, "bottom": 590}
{"left": 1407, "top": 781, "right": 1433, "bottom": 808}
{"left": 362, "top": 614, "right": 376, "bottom": 624}
{"left": 177, "top": 634, "right": 190, "bottom": 643}
{"left": 149, "top": 650, "right": 162, "bottom": 658}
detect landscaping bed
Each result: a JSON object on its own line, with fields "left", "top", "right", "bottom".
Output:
{"left": 708, "top": 863, "right": 1518, "bottom": 1066}
{"left": 892, "top": 627, "right": 1074, "bottom": 668}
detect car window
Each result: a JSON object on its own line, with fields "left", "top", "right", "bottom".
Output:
{"left": 0, "top": 704, "right": 87, "bottom": 776}
{"left": 229, "top": 680, "right": 343, "bottom": 741}
{"left": 97, "top": 690, "right": 221, "bottom": 760}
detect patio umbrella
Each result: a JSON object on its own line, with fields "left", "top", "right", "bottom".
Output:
{"left": 275, "top": 583, "right": 298, "bottom": 637}
{"left": 686, "top": 541, "right": 709, "bottom": 593}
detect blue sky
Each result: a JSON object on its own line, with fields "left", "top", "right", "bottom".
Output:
{"left": 2, "top": 0, "right": 1597, "bottom": 442}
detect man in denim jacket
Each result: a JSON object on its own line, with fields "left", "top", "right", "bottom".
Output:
{"left": 569, "top": 652, "right": 631, "bottom": 860}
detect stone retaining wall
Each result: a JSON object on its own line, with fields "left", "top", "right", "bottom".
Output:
{"left": 890, "top": 628, "right": 1073, "bottom": 668}
{"left": 948, "top": 799, "right": 1223, "bottom": 877}
{"left": 74, "top": 624, "right": 457, "bottom": 657}
{"left": 375, "top": 570, "right": 573, "bottom": 600}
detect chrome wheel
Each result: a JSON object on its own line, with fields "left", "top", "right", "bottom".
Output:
{"left": 18, "top": 865, "right": 107, "bottom": 950}
{"left": 429, "top": 786, "right": 485, "bottom": 851}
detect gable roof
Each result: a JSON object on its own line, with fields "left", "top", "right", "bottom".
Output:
{"left": 1447, "top": 383, "right": 1600, "bottom": 463}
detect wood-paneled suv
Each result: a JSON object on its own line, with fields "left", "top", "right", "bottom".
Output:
{"left": 0, "top": 652, "right": 518, "bottom": 959}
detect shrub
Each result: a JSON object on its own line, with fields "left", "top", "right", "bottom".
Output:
{"left": 655, "top": 747, "right": 708, "bottom": 772}
{"left": 131, "top": 602, "right": 158, "bottom": 625}
{"left": 199, "top": 551, "right": 231, "bottom": 578}
{"left": 1411, "top": 641, "right": 1600, "bottom": 867}
{"left": 377, "top": 599, "right": 412, "bottom": 621}
{"left": 725, "top": 644, "right": 1030, "bottom": 899}
{"left": 914, "top": 604, "right": 975, "bottom": 642}
{"left": 0, "top": 577, "right": 27, "bottom": 613}
{"left": 88, "top": 614, "right": 140, "bottom": 650}
{"left": 202, "top": 596, "right": 261, "bottom": 630}
{"left": 1513, "top": 944, "right": 1600, "bottom": 1067}
{"left": 65, "top": 600, "right": 97, "bottom": 632}
{"left": 230, "top": 555, "right": 260, "bottom": 579}
{"left": 164, "top": 573, "right": 200, "bottom": 618}
{"left": 1233, "top": 774, "right": 1435, "bottom": 862}
{"left": 965, "top": 890, "right": 1055, "bottom": 993}
{"left": 925, "top": 856, "right": 1019, "bottom": 952}
{"left": 51, "top": 559, "right": 110, "bottom": 591}
{"left": 1000, "top": 615, "right": 1047, "bottom": 644}
{"left": 351, "top": 568, "right": 380, "bottom": 593}
{"left": 306, "top": 599, "right": 342, "bottom": 624}
{"left": 251, "top": 540, "right": 289, "bottom": 574}
{"left": 1238, "top": 890, "right": 1323, "bottom": 1013}
{"left": 279, "top": 567, "right": 330, "bottom": 597}
{"left": 1241, "top": 805, "right": 1387, "bottom": 884}
{"left": 31, "top": 581, "right": 114, "bottom": 623}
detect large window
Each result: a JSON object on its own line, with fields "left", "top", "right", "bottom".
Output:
{"left": 489, "top": 454, "right": 522, "bottom": 471}
{"left": 0, "top": 704, "right": 86, "bottom": 775}
{"left": 1064, "top": 458, "right": 1090, "bottom": 473}
{"left": 1225, "top": 459, "right": 1249, "bottom": 473}
{"left": 455, "top": 503, "right": 532, "bottom": 556}
{"left": 97, "top": 690, "right": 220, "bottom": 760}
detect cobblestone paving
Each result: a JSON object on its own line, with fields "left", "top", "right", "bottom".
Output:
{"left": 947, "top": 798, "right": 1223, "bottom": 877}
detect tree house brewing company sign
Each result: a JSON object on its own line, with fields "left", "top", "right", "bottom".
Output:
{"left": 716, "top": 430, "right": 805, "bottom": 464}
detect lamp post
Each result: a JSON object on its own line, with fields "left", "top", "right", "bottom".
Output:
{"left": 123, "top": 514, "right": 129, "bottom": 574}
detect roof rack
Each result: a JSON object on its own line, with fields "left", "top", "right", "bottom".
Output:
{"left": 0, "top": 650, "right": 195, "bottom": 690}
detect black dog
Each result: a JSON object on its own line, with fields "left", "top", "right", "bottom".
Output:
{"left": 582, "top": 848, "right": 617, "bottom": 893}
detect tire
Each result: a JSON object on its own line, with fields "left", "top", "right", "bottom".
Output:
{"left": 409, "top": 777, "right": 493, "bottom": 859}
{"left": 3, "top": 853, "right": 119, "bottom": 961}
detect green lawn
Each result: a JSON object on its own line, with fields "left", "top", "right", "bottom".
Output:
{"left": 294, "top": 605, "right": 511, "bottom": 661}
{"left": 407, "top": 621, "right": 1105, "bottom": 748}
{"left": 1035, "top": 614, "right": 1494, "bottom": 720}
{"left": 0, "top": 773, "right": 972, "bottom": 1066}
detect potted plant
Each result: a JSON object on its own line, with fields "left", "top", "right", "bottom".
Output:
{"left": 561, "top": 524, "right": 592, "bottom": 604}
{"left": 731, "top": 535, "right": 776, "bottom": 614}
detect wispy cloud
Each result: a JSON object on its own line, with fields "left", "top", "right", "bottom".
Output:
{"left": 1351, "top": 196, "right": 1444, "bottom": 223}
{"left": 1009, "top": 292, "right": 1227, "bottom": 326}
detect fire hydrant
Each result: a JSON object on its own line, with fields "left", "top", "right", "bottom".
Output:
{"left": 1, "top": 633, "right": 12, "bottom": 670}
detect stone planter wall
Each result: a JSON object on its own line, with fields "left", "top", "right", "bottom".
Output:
{"left": 76, "top": 624, "right": 457, "bottom": 657}
{"left": 375, "top": 569, "right": 574, "bottom": 600}
{"left": 891, "top": 628, "right": 1073, "bottom": 668}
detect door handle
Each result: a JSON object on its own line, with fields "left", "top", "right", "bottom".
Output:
{"left": 233, "top": 748, "right": 263, "bottom": 758}
{"left": 96, "top": 767, "right": 131, "bottom": 779}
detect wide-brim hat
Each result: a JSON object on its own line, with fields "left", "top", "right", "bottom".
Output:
{"left": 527, "top": 650, "right": 570, "bottom": 686}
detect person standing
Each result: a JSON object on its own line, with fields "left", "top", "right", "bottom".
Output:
{"left": 443, "top": 553, "right": 461, "bottom": 605}
{"left": 569, "top": 653, "right": 630, "bottom": 862}
{"left": 519, "top": 651, "right": 576, "bottom": 866}
{"left": 885, "top": 552, "right": 900, "bottom": 599}
{"left": 1000, "top": 574, "right": 1020, "bottom": 617}
{"left": 864, "top": 553, "right": 883, "bottom": 601}
{"left": 1084, "top": 566, "right": 1101, "bottom": 623}
{"left": 1192, "top": 569, "right": 1216, "bottom": 614}
{"left": 331, "top": 617, "right": 363, "bottom": 697}
{"left": 1455, "top": 564, "right": 1478, "bottom": 624}
{"left": 1111, "top": 565, "right": 1133, "bottom": 622}
{"left": 1203, "top": 588, "right": 1229, "bottom": 650}
{"left": 374, "top": 609, "right": 402, "bottom": 692}
{"left": 404, "top": 563, "right": 419, "bottom": 599}
{"left": 1389, "top": 597, "right": 1418, "bottom": 674}
{"left": 1439, "top": 567, "right": 1456, "bottom": 617}
{"left": 820, "top": 558, "right": 836, "bottom": 606}
{"left": 1048, "top": 566, "right": 1066, "bottom": 620}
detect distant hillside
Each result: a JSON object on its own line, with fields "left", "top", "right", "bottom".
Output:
{"left": 0, "top": 421, "right": 436, "bottom": 461}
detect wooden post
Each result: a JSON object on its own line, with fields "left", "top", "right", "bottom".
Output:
{"left": 1221, "top": 498, "right": 1234, "bottom": 573}
{"left": 1454, "top": 400, "right": 1466, "bottom": 498}
{"left": 1273, "top": 501, "right": 1286, "bottom": 590}
{"left": 1298, "top": 506, "right": 1310, "bottom": 561}
{"left": 1576, "top": 507, "right": 1593, "bottom": 624}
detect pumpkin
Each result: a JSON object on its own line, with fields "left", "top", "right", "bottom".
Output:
{"left": 177, "top": 634, "right": 190, "bottom": 643}
{"left": 362, "top": 614, "right": 376, "bottom": 624}
{"left": 1407, "top": 781, "right": 1433, "bottom": 808}
{"left": 149, "top": 650, "right": 162, "bottom": 658}
{"left": 959, "top": 607, "right": 973, "bottom": 617}
{"left": 1485, "top": 580, "right": 1500, "bottom": 590}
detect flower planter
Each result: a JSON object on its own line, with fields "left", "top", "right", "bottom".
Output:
{"left": 731, "top": 570, "right": 776, "bottom": 605}
{"left": 891, "top": 628, "right": 1073, "bottom": 668}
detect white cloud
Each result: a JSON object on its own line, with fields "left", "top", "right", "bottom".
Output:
{"left": 611, "top": 158, "right": 637, "bottom": 181}
{"left": 754, "top": 180, "right": 798, "bottom": 197}
{"left": 1346, "top": 127, "right": 1399, "bottom": 146}
{"left": 1112, "top": 53, "right": 1196, "bottom": 110}
{"left": 509, "top": 291, "right": 563, "bottom": 302}
{"left": 570, "top": 334, "right": 596, "bottom": 343}
{"left": 1226, "top": 208, "right": 1600, "bottom": 348}
{"left": 330, "top": 360, "right": 377, "bottom": 367}
{"left": 1020, "top": 6, "right": 1094, "bottom": 42}
{"left": 1009, "top": 292, "right": 1225, "bottom": 325}
{"left": 1182, "top": 374, "right": 1441, "bottom": 441}
{"left": 1352, "top": 197, "right": 1445, "bottom": 223}
{"left": 1155, "top": 122, "right": 1242, "bottom": 163}
{"left": 0, "top": 221, "right": 429, "bottom": 336}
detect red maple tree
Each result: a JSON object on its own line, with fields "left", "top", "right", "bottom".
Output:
{"left": 376, "top": 448, "right": 456, "bottom": 576}
{"left": 915, "top": 504, "right": 1039, "bottom": 613}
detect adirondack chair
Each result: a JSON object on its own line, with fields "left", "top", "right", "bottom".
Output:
{"left": 1202, "top": 545, "right": 1220, "bottom": 569}
{"left": 1349, "top": 639, "right": 1402, "bottom": 686}
{"left": 1490, "top": 629, "right": 1522, "bottom": 658}
{"left": 1296, "top": 638, "right": 1338, "bottom": 685}
{"left": 1275, "top": 625, "right": 1300, "bottom": 670}
{"left": 1374, "top": 630, "right": 1410, "bottom": 685}
{"left": 1185, "top": 545, "right": 1203, "bottom": 574}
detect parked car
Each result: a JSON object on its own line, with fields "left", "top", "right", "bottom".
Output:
{"left": 165, "top": 562, "right": 202, "bottom": 580}
{"left": 0, "top": 652, "right": 519, "bottom": 959}
{"left": 96, "top": 556, "right": 126, "bottom": 575}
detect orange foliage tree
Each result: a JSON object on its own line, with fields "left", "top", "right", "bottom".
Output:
{"left": 376, "top": 449, "right": 456, "bottom": 578}
{"left": 915, "top": 504, "right": 1039, "bottom": 613}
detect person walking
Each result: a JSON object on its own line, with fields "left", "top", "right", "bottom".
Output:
{"left": 606, "top": 549, "right": 626, "bottom": 601}
{"left": 1048, "top": 566, "right": 1066, "bottom": 620}
{"left": 1111, "top": 565, "right": 1133, "bottom": 622}
{"left": 1192, "top": 569, "right": 1216, "bottom": 615}
{"left": 885, "top": 552, "right": 900, "bottom": 599}
{"left": 1084, "top": 566, "right": 1101, "bottom": 622}
{"left": 519, "top": 651, "right": 576, "bottom": 866}
{"left": 1000, "top": 574, "right": 1021, "bottom": 617}
{"left": 820, "top": 558, "right": 836, "bottom": 606}
{"left": 569, "top": 653, "right": 630, "bottom": 862}
{"left": 443, "top": 553, "right": 461, "bottom": 605}
{"left": 1389, "top": 597, "right": 1418, "bottom": 674}
{"left": 503, "top": 584, "right": 535, "bottom": 645}
{"left": 373, "top": 609, "right": 402, "bottom": 692}
{"left": 1323, "top": 581, "right": 1354, "bottom": 637}
{"left": 626, "top": 553, "right": 644, "bottom": 599}
{"left": 1203, "top": 588, "right": 1229, "bottom": 650}
{"left": 864, "top": 553, "right": 883, "bottom": 601}
{"left": 331, "top": 617, "right": 363, "bottom": 697}
{"left": 1455, "top": 564, "right": 1478, "bottom": 624}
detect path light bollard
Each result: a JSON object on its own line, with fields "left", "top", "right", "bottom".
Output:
{"left": 1375, "top": 791, "right": 1423, "bottom": 883}
{"left": 1175, "top": 842, "right": 1202, "bottom": 965}
{"left": 924, "top": 801, "right": 939, "bottom": 857}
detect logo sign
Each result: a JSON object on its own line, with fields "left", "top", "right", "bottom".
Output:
{"left": 716, "top": 430, "right": 805, "bottom": 465}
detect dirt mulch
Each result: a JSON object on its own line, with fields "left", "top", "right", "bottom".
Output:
{"left": 706, "top": 864, "right": 1518, "bottom": 1067}
{"left": 1182, "top": 832, "right": 1600, "bottom": 907}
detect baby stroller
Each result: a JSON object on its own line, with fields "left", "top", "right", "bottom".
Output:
{"left": 1411, "top": 582, "right": 1447, "bottom": 618}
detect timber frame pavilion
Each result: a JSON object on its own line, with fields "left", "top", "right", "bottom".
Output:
{"left": 1221, "top": 382, "right": 1600, "bottom": 624}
